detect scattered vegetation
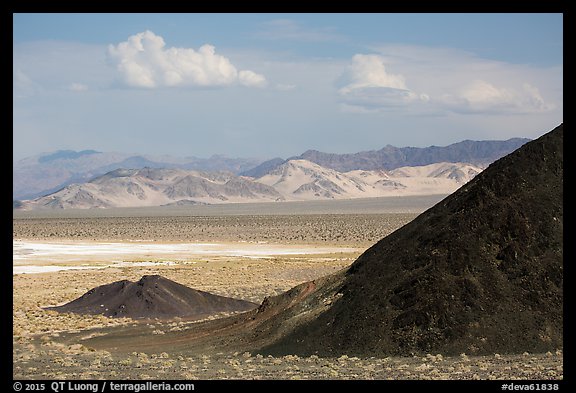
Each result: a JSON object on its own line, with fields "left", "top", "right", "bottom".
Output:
{"left": 13, "top": 346, "right": 563, "bottom": 380}
{"left": 13, "top": 213, "right": 417, "bottom": 247}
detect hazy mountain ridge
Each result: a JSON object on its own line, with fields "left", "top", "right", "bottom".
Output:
{"left": 240, "top": 158, "right": 285, "bottom": 178}
{"left": 19, "top": 160, "right": 483, "bottom": 210}
{"left": 19, "top": 167, "right": 285, "bottom": 210}
{"left": 13, "top": 151, "right": 263, "bottom": 200}
{"left": 294, "top": 137, "right": 530, "bottom": 172}
{"left": 37, "top": 149, "right": 100, "bottom": 163}
{"left": 14, "top": 137, "right": 529, "bottom": 201}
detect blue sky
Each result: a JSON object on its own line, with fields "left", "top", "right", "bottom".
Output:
{"left": 13, "top": 13, "right": 563, "bottom": 160}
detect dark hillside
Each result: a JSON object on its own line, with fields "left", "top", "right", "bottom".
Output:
{"left": 261, "top": 124, "right": 562, "bottom": 356}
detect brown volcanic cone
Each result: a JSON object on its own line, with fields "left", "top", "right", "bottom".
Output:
{"left": 256, "top": 124, "right": 563, "bottom": 356}
{"left": 48, "top": 275, "right": 258, "bottom": 320}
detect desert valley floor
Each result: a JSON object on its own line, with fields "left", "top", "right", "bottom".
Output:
{"left": 13, "top": 196, "right": 563, "bottom": 380}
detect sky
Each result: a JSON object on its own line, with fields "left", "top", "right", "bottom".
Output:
{"left": 13, "top": 13, "right": 563, "bottom": 161}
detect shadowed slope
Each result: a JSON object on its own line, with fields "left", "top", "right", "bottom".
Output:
{"left": 48, "top": 275, "right": 258, "bottom": 320}
{"left": 260, "top": 124, "right": 563, "bottom": 356}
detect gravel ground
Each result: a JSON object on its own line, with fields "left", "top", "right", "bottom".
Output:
{"left": 13, "top": 213, "right": 417, "bottom": 246}
{"left": 13, "top": 343, "right": 563, "bottom": 380}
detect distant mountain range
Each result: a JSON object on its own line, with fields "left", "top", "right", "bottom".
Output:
{"left": 13, "top": 151, "right": 262, "bottom": 200}
{"left": 14, "top": 137, "right": 530, "bottom": 206}
{"left": 243, "top": 137, "right": 530, "bottom": 176}
{"left": 18, "top": 158, "right": 484, "bottom": 210}
{"left": 19, "top": 167, "right": 283, "bottom": 209}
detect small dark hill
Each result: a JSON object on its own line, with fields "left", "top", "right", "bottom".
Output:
{"left": 259, "top": 124, "right": 563, "bottom": 356}
{"left": 47, "top": 275, "right": 258, "bottom": 320}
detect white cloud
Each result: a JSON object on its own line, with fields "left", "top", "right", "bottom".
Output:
{"left": 341, "top": 87, "right": 428, "bottom": 109}
{"left": 521, "top": 83, "right": 550, "bottom": 111}
{"left": 238, "top": 70, "right": 268, "bottom": 88}
{"left": 438, "top": 80, "right": 553, "bottom": 114}
{"left": 337, "top": 48, "right": 558, "bottom": 115}
{"left": 107, "top": 30, "right": 267, "bottom": 89}
{"left": 337, "top": 54, "right": 429, "bottom": 111}
{"left": 338, "top": 54, "right": 407, "bottom": 93}
{"left": 462, "top": 80, "right": 514, "bottom": 104}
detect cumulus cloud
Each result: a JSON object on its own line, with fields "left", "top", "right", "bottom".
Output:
{"left": 439, "top": 80, "right": 553, "bottom": 114}
{"left": 107, "top": 30, "right": 267, "bottom": 89}
{"left": 337, "top": 50, "right": 555, "bottom": 115}
{"left": 238, "top": 70, "right": 268, "bottom": 88}
{"left": 339, "top": 54, "right": 407, "bottom": 93}
{"left": 337, "top": 54, "right": 429, "bottom": 111}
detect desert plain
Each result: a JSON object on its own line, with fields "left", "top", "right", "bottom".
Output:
{"left": 13, "top": 196, "right": 563, "bottom": 380}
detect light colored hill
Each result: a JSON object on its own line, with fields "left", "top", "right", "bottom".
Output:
{"left": 257, "top": 159, "right": 483, "bottom": 201}
{"left": 257, "top": 160, "right": 369, "bottom": 200}
{"left": 13, "top": 150, "right": 263, "bottom": 200}
{"left": 21, "top": 168, "right": 284, "bottom": 210}
{"left": 388, "top": 162, "right": 483, "bottom": 182}
{"left": 19, "top": 161, "right": 484, "bottom": 210}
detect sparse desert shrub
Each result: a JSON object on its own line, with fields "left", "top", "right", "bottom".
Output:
{"left": 91, "top": 359, "right": 102, "bottom": 367}
{"left": 415, "top": 363, "right": 431, "bottom": 371}
{"left": 118, "top": 358, "right": 132, "bottom": 366}
{"left": 284, "top": 354, "right": 300, "bottom": 362}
